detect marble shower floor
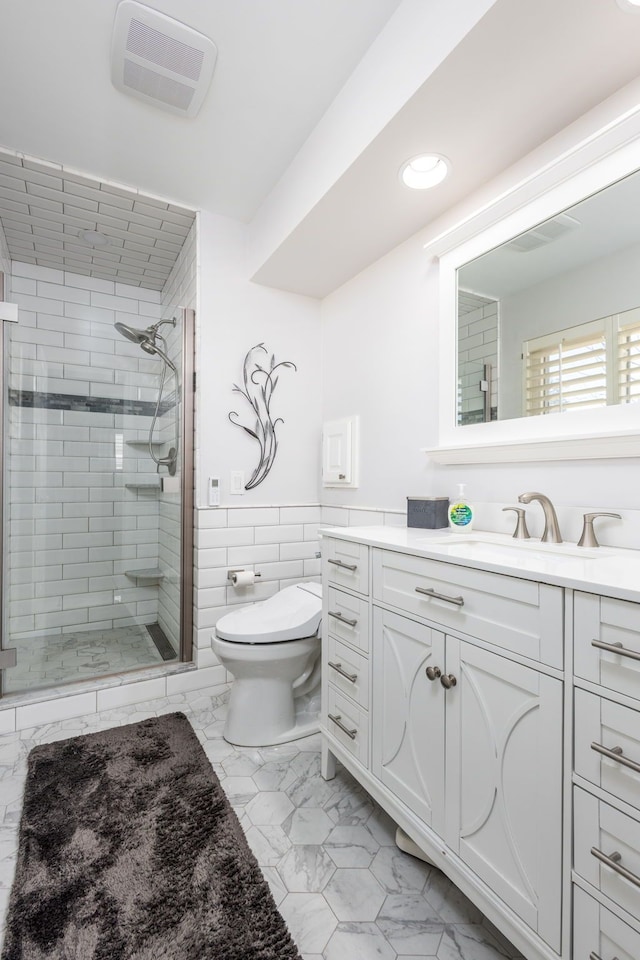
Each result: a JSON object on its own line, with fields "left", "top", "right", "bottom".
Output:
{"left": 0, "top": 686, "right": 524, "bottom": 960}
{"left": 4, "top": 624, "right": 176, "bottom": 694}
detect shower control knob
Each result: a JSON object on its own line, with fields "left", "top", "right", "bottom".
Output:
{"left": 440, "top": 673, "right": 457, "bottom": 689}
{"left": 425, "top": 666, "right": 442, "bottom": 681}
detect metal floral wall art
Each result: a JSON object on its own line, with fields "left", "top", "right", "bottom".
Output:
{"left": 228, "top": 342, "right": 297, "bottom": 489}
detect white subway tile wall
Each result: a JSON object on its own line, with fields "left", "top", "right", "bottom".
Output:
{"left": 7, "top": 263, "right": 169, "bottom": 656}
{"left": 457, "top": 298, "right": 499, "bottom": 424}
{"left": 157, "top": 220, "right": 197, "bottom": 649}
{"left": 193, "top": 504, "right": 325, "bottom": 666}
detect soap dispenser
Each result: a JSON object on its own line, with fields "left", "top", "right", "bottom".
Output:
{"left": 449, "top": 483, "right": 474, "bottom": 532}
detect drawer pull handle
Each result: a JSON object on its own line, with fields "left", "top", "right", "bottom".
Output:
{"left": 328, "top": 558, "right": 358, "bottom": 572}
{"left": 415, "top": 586, "right": 464, "bottom": 607}
{"left": 328, "top": 610, "right": 358, "bottom": 627}
{"left": 591, "top": 741, "right": 640, "bottom": 775}
{"left": 590, "top": 847, "right": 640, "bottom": 889}
{"left": 440, "top": 673, "right": 457, "bottom": 689}
{"left": 328, "top": 661, "right": 358, "bottom": 683}
{"left": 591, "top": 639, "right": 640, "bottom": 662}
{"left": 328, "top": 713, "right": 357, "bottom": 740}
{"left": 425, "top": 666, "right": 442, "bottom": 681}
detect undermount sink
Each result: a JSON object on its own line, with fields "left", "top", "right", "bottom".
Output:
{"left": 417, "top": 534, "right": 608, "bottom": 564}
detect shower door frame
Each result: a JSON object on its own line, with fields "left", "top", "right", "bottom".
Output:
{"left": 180, "top": 306, "right": 195, "bottom": 664}
{"left": 0, "top": 274, "right": 17, "bottom": 695}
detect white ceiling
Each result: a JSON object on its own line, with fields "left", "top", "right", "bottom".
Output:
{"left": 0, "top": 0, "right": 403, "bottom": 221}
{"left": 2, "top": 0, "right": 640, "bottom": 298}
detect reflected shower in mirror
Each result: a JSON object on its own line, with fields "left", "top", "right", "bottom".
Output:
{"left": 456, "top": 166, "right": 640, "bottom": 425}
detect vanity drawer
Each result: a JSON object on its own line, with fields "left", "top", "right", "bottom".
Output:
{"left": 326, "top": 587, "right": 369, "bottom": 653}
{"left": 574, "top": 786, "right": 640, "bottom": 921}
{"left": 575, "top": 688, "right": 640, "bottom": 814}
{"left": 326, "top": 686, "right": 369, "bottom": 767}
{"left": 326, "top": 634, "right": 369, "bottom": 709}
{"left": 324, "top": 538, "right": 369, "bottom": 595}
{"left": 574, "top": 592, "right": 640, "bottom": 705}
{"left": 573, "top": 884, "right": 640, "bottom": 960}
{"left": 372, "top": 548, "right": 563, "bottom": 667}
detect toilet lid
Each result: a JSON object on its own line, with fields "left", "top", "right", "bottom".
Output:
{"left": 216, "top": 582, "right": 322, "bottom": 644}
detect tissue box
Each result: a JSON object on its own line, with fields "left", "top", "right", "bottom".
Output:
{"left": 407, "top": 496, "right": 449, "bottom": 529}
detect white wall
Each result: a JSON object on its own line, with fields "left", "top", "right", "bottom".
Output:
{"left": 197, "top": 211, "right": 322, "bottom": 507}
{"left": 191, "top": 212, "right": 324, "bottom": 673}
{"left": 320, "top": 174, "right": 640, "bottom": 550}
{"left": 321, "top": 236, "right": 442, "bottom": 512}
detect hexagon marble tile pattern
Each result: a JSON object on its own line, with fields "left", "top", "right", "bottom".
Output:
{"left": 0, "top": 684, "right": 524, "bottom": 960}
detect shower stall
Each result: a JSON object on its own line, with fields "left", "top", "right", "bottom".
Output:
{"left": 0, "top": 154, "right": 196, "bottom": 700}
{"left": 0, "top": 300, "right": 194, "bottom": 697}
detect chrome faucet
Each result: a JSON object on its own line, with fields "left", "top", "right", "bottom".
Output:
{"left": 517, "top": 492, "right": 563, "bottom": 543}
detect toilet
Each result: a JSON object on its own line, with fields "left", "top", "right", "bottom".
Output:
{"left": 212, "top": 582, "right": 322, "bottom": 747}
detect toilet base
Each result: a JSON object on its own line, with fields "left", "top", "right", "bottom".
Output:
{"left": 224, "top": 716, "right": 319, "bottom": 747}
{"left": 223, "top": 687, "right": 321, "bottom": 748}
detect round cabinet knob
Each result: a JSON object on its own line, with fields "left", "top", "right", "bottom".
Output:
{"left": 425, "top": 666, "right": 442, "bottom": 681}
{"left": 440, "top": 673, "right": 457, "bottom": 689}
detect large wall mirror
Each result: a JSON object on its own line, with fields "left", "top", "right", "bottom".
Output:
{"left": 431, "top": 118, "right": 640, "bottom": 463}
{"left": 457, "top": 169, "right": 640, "bottom": 427}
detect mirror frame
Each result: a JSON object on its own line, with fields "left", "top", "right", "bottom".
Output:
{"left": 426, "top": 105, "right": 640, "bottom": 464}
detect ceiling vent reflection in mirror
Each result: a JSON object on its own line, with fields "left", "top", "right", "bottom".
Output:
{"left": 504, "top": 212, "right": 580, "bottom": 253}
{"left": 111, "top": 0, "right": 218, "bottom": 118}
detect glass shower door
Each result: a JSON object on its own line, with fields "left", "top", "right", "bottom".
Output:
{"left": 0, "top": 296, "right": 193, "bottom": 698}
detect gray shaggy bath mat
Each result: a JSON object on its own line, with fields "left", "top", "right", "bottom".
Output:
{"left": 1, "top": 712, "right": 301, "bottom": 960}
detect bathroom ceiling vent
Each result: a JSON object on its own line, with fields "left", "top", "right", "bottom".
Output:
{"left": 111, "top": 0, "right": 217, "bottom": 118}
{"left": 505, "top": 212, "right": 580, "bottom": 253}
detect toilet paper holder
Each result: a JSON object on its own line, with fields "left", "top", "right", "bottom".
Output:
{"left": 227, "top": 568, "right": 262, "bottom": 583}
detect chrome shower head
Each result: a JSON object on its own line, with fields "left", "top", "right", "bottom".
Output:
{"left": 114, "top": 317, "right": 177, "bottom": 348}
{"left": 114, "top": 321, "right": 153, "bottom": 345}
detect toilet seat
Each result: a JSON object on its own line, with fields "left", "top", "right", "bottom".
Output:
{"left": 216, "top": 582, "right": 322, "bottom": 644}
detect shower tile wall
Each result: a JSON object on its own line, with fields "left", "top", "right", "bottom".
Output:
{"left": 7, "top": 262, "right": 169, "bottom": 650}
{"left": 457, "top": 298, "right": 498, "bottom": 424}
{"left": 156, "top": 221, "right": 196, "bottom": 649}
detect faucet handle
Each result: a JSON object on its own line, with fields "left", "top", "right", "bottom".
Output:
{"left": 577, "top": 512, "right": 622, "bottom": 548}
{"left": 502, "top": 507, "right": 531, "bottom": 540}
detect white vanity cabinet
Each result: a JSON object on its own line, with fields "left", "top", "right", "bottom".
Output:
{"left": 370, "top": 564, "right": 563, "bottom": 951}
{"left": 572, "top": 591, "right": 640, "bottom": 953}
{"left": 320, "top": 533, "right": 565, "bottom": 960}
{"left": 322, "top": 542, "right": 371, "bottom": 767}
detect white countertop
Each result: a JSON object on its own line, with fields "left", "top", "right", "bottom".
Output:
{"left": 320, "top": 525, "right": 640, "bottom": 603}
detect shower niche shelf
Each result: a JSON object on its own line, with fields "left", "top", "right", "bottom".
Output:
{"left": 126, "top": 440, "right": 165, "bottom": 448}
{"left": 125, "top": 481, "right": 161, "bottom": 491}
{"left": 125, "top": 567, "right": 165, "bottom": 582}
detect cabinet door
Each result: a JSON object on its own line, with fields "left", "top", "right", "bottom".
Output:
{"left": 445, "top": 638, "right": 563, "bottom": 951}
{"left": 372, "top": 607, "right": 445, "bottom": 830}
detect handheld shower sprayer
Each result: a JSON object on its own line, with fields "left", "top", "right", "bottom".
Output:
{"left": 114, "top": 315, "right": 179, "bottom": 475}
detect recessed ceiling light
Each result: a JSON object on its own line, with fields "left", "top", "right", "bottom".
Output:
{"left": 400, "top": 154, "right": 449, "bottom": 190}
{"left": 617, "top": 0, "right": 640, "bottom": 11}
{"left": 79, "top": 230, "right": 111, "bottom": 247}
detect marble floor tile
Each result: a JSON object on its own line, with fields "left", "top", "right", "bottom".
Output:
{"left": 0, "top": 683, "right": 524, "bottom": 959}
{"left": 4, "top": 623, "right": 176, "bottom": 694}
